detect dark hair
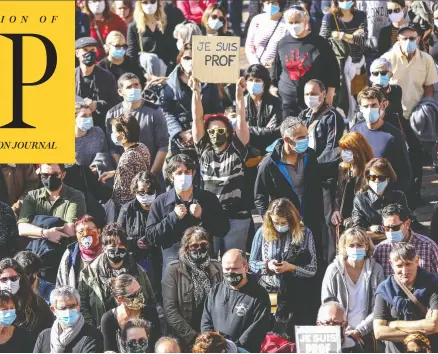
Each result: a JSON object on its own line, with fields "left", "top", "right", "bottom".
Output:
{"left": 357, "top": 86, "right": 385, "bottom": 105}
{"left": 74, "top": 214, "right": 103, "bottom": 232}
{"left": 306, "top": 79, "right": 326, "bottom": 92}
{"left": 179, "top": 226, "right": 210, "bottom": 257}
{"left": 165, "top": 154, "right": 197, "bottom": 179}
{"left": 204, "top": 113, "right": 234, "bottom": 143}
{"left": 332, "top": 0, "right": 357, "bottom": 16}
{"left": 0, "top": 290, "right": 17, "bottom": 309}
{"left": 40, "top": 164, "right": 65, "bottom": 173}
{"left": 112, "top": 0, "right": 134, "bottom": 16}
{"left": 261, "top": 0, "right": 287, "bottom": 11}
{"left": 192, "top": 332, "right": 227, "bottom": 353}
{"left": 117, "top": 72, "right": 141, "bottom": 89}
{"left": 101, "top": 222, "right": 128, "bottom": 247}
{"left": 111, "top": 113, "right": 141, "bottom": 143}
{"left": 121, "top": 318, "right": 151, "bottom": 341}
{"left": 224, "top": 106, "right": 236, "bottom": 115}
{"left": 130, "top": 171, "right": 159, "bottom": 196}
{"left": 388, "top": 0, "right": 405, "bottom": 8}
{"left": 110, "top": 273, "right": 136, "bottom": 298}
{"left": 13, "top": 252, "right": 42, "bottom": 276}
{"left": 84, "top": 0, "right": 112, "bottom": 21}
{"left": 365, "top": 158, "right": 397, "bottom": 186}
{"left": 244, "top": 64, "right": 271, "bottom": 92}
{"left": 390, "top": 242, "right": 417, "bottom": 262}
{"left": 382, "top": 203, "right": 411, "bottom": 222}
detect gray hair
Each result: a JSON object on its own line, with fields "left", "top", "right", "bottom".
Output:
{"left": 50, "top": 286, "right": 80, "bottom": 308}
{"left": 173, "top": 22, "right": 202, "bottom": 44}
{"left": 284, "top": 7, "right": 309, "bottom": 22}
{"left": 390, "top": 242, "right": 417, "bottom": 262}
{"left": 370, "top": 57, "right": 392, "bottom": 73}
{"left": 155, "top": 337, "right": 181, "bottom": 353}
{"left": 280, "top": 116, "right": 306, "bottom": 138}
{"left": 317, "top": 301, "right": 347, "bottom": 322}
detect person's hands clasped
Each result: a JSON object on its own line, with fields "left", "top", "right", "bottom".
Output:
{"left": 268, "top": 260, "right": 296, "bottom": 274}
{"left": 175, "top": 204, "right": 188, "bottom": 220}
{"left": 43, "top": 227, "right": 69, "bottom": 244}
{"left": 189, "top": 202, "right": 202, "bottom": 219}
{"left": 345, "top": 330, "right": 364, "bottom": 345}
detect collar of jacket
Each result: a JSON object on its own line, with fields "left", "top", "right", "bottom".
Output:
{"left": 178, "top": 260, "right": 220, "bottom": 279}
{"left": 164, "top": 187, "right": 200, "bottom": 206}
{"left": 37, "top": 184, "right": 68, "bottom": 201}
{"left": 268, "top": 138, "right": 311, "bottom": 164}
{"left": 366, "top": 187, "right": 392, "bottom": 206}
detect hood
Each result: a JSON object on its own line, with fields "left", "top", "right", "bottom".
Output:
{"left": 226, "top": 339, "right": 238, "bottom": 353}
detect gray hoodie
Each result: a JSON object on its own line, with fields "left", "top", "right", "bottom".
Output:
{"left": 321, "top": 256, "right": 384, "bottom": 336}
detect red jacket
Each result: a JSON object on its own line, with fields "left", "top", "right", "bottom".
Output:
{"left": 89, "top": 13, "right": 127, "bottom": 61}
{"left": 176, "top": 0, "right": 217, "bottom": 24}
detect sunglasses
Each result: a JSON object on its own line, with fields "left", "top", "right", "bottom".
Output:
{"left": 211, "top": 14, "right": 225, "bottom": 22}
{"left": 207, "top": 128, "right": 227, "bottom": 135}
{"left": 0, "top": 276, "right": 20, "bottom": 283}
{"left": 182, "top": 56, "right": 192, "bottom": 61}
{"left": 41, "top": 172, "right": 61, "bottom": 179}
{"left": 371, "top": 71, "right": 388, "bottom": 76}
{"left": 189, "top": 241, "right": 209, "bottom": 251}
{"left": 112, "top": 44, "right": 128, "bottom": 49}
{"left": 124, "top": 289, "right": 142, "bottom": 300}
{"left": 366, "top": 174, "right": 388, "bottom": 183}
{"left": 137, "top": 190, "right": 156, "bottom": 196}
{"left": 382, "top": 223, "right": 404, "bottom": 232}
{"left": 142, "top": 0, "right": 157, "bottom": 4}
{"left": 387, "top": 8, "right": 402, "bottom": 15}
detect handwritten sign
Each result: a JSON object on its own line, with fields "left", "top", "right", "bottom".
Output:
{"left": 192, "top": 35, "right": 240, "bottom": 84}
{"left": 295, "top": 326, "right": 342, "bottom": 353}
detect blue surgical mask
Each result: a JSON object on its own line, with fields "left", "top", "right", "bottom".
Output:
{"left": 369, "top": 179, "right": 388, "bottom": 195}
{"left": 274, "top": 224, "right": 289, "bottom": 233}
{"left": 293, "top": 136, "right": 309, "bottom": 153}
{"left": 56, "top": 308, "right": 80, "bottom": 327}
{"left": 247, "top": 81, "right": 264, "bottom": 96}
{"left": 361, "top": 107, "right": 380, "bottom": 124}
{"left": 346, "top": 247, "right": 366, "bottom": 262}
{"left": 174, "top": 174, "right": 192, "bottom": 191}
{"left": 110, "top": 47, "right": 126, "bottom": 59}
{"left": 386, "top": 230, "right": 404, "bottom": 243}
{"left": 339, "top": 0, "right": 354, "bottom": 10}
{"left": 0, "top": 309, "right": 16, "bottom": 327}
{"left": 264, "top": 4, "right": 280, "bottom": 17}
{"left": 125, "top": 88, "right": 142, "bottom": 103}
{"left": 370, "top": 74, "right": 390, "bottom": 87}
{"left": 404, "top": 39, "right": 417, "bottom": 54}
{"left": 76, "top": 117, "right": 93, "bottom": 131}
{"left": 111, "top": 132, "right": 123, "bottom": 146}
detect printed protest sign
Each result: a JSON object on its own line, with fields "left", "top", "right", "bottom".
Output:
{"left": 0, "top": 1, "right": 75, "bottom": 163}
{"left": 192, "top": 35, "right": 240, "bottom": 84}
{"left": 295, "top": 326, "right": 342, "bottom": 353}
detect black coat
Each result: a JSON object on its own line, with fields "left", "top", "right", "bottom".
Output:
{"left": 144, "top": 187, "right": 230, "bottom": 249}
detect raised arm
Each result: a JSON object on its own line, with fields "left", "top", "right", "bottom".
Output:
{"left": 190, "top": 77, "right": 205, "bottom": 144}
{"left": 235, "top": 77, "right": 250, "bottom": 146}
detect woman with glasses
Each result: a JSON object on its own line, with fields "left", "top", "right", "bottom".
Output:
{"left": 321, "top": 228, "right": 384, "bottom": 351}
{"left": 0, "top": 258, "right": 54, "bottom": 336}
{"left": 200, "top": 4, "right": 231, "bottom": 36}
{"left": 101, "top": 274, "right": 160, "bottom": 352}
{"left": 378, "top": 0, "right": 408, "bottom": 56}
{"left": 162, "top": 227, "right": 223, "bottom": 349}
{"left": 98, "top": 31, "right": 146, "bottom": 87}
{"left": 351, "top": 157, "right": 409, "bottom": 231}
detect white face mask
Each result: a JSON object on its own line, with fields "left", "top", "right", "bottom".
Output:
{"left": 181, "top": 58, "right": 192, "bottom": 74}
{"left": 304, "top": 95, "right": 322, "bottom": 109}
{"left": 136, "top": 193, "right": 156, "bottom": 205}
{"left": 0, "top": 279, "right": 20, "bottom": 295}
{"left": 287, "top": 23, "right": 305, "bottom": 37}
{"left": 142, "top": 2, "right": 157, "bottom": 15}
{"left": 88, "top": 0, "right": 106, "bottom": 14}
{"left": 388, "top": 10, "right": 405, "bottom": 23}
{"left": 341, "top": 149, "right": 354, "bottom": 163}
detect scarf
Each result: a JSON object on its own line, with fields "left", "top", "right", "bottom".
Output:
{"left": 261, "top": 234, "right": 291, "bottom": 289}
{"left": 80, "top": 244, "right": 103, "bottom": 262}
{"left": 180, "top": 254, "right": 212, "bottom": 306}
{"left": 376, "top": 267, "right": 438, "bottom": 320}
{"left": 50, "top": 313, "right": 85, "bottom": 353}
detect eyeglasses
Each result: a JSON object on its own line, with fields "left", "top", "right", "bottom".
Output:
{"left": 124, "top": 289, "right": 143, "bottom": 300}
{"left": 211, "top": 14, "right": 225, "bottom": 22}
{"left": 371, "top": 71, "right": 389, "bottom": 76}
{"left": 0, "top": 276, "right": 20, "bottom": 283}
{"left": 137, "top": 190, "right": 156, "bottom": 196}
{"left": 399, "top": 36, "right": 418, "bottom": 41}
{"left": 40, "top": 172, "right": 61, "bottom": 179}
{"left": 142, "top": 0, "right": 157, "bottom": 4}
{"left": 366, "top": 174, "right": 388, "bottom": 183}
{"left": 382, "top": 223, "right": 404, "bottom": 232}
{"left": 387, "top": 8, "right": 402, "bottom": 15}
{"left": 207, "top": 128, "right": 227, "bottom": 135}
{"left": 112, "top": 44, "right": 128, "bottom": 49}
{"left": 189, "top": 241, "right": 209, "bottom": 251}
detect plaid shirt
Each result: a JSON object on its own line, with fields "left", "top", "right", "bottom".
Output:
{"left": 373, "top": 232, "right": 438, "bottom": 278}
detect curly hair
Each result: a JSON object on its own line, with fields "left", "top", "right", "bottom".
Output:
{"left": 130, "top": 171, "right": 159, "bottom": 196}
{"left": 192, "top": 332, "right": 227, "bottom": 353}
{"left": 101, "top": 222, "right": 128, "bottom": 247}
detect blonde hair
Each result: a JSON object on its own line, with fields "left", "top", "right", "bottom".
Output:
{"left": 173, "top": 21, "right": 202, "bottom": 44}
{"left": 262, "top": 198, "right": 304, "bottom": 244}
{"left": 104, "top": 30, "right": 126, "bottom": 54}
{"left": 338, "top": 228, "right": 374, "bottom": 259}
{"left": 133, "top": 0, "right": 166, "bottom": 35}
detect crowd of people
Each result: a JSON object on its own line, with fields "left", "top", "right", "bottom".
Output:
{"left": 2, "top": 0, "right": 438, "bottom": 352}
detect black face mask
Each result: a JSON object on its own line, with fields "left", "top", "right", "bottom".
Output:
{"left": 41, "top": 175, "right": 62, "bottom": 191}
{"left": 223, "top": 272, "right": 244, "bottom": 287}
{"left": 82, "top": 51, "right": 96, "bottom": 67}
{"left": 125, "top": 338, "right": 148, "bottom": 353}
{"left": 106, "top": 248, "right": 127, "bottom": 263}
{"left": 209, "top": 133, "right": 228, "bottom": 148}
{"left": 189, "top": 245, "right": 209, "bottom": 263}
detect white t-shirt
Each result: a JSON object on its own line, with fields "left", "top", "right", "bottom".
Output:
{"left": 345, "top": 260, "right": 368, "bottom": 329}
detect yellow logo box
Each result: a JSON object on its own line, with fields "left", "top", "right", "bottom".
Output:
{"left": 0, "top": 0, "right": 74, "bottom": 163}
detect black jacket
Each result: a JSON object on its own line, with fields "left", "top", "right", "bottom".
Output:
{"left": 144, "top": 187, "right": 230, "bottom": 249}
{"left": 163, "top": 3, "right": 186, "bottom": 73}
{"left": 254, "top": 140, "right": 323, "bottom": 252}
{"left": 33, "top": 322, "right": 104, "bottom": 353}
{"left": 75, "top": 66, "right": 121, "bottom": 130}
{"left": 351, "top": 188, "right": 409, "bottom": 230}
{"left": 378, "top": 25, "right": 397, "bottom": 56}
{"left": 245, "top": 92, "right": 282, "bottom": 152}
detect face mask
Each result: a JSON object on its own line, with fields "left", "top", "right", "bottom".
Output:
{"left": 339, "top": 0, "right": 354, "bottom": 10}
{"left": 125, "top": 88, "right": 142, "bottom": 103}
{"left": 341, "top": 149, "right": 354, "bottom": 163}
{"left": 386, "top": 230, "right": 405, "bottom": 243}
{"left": 264, "top": 4, "right": 280, "bottom": 17}
{"left": 274, "top": 224, "right": 289, "bottom": 233}
{"left": 369, "top": 179, "right": 388, "bottom": 195}
{"left": 88, "top": 0, "right": 106, "bottom": 14}
{"left": 305, "top": 95, "right": 322, "bottom": 109}
{"left": 209, "top": 130, "right": 228, "bottom": 147}
{"left": 177, "top": 40, "right": 184, "bottom": 51}
{"left": 174, "top": 174, "right": 192, "bottom": 191}
{"left": 0, "top": 309, "right": 16, "bottom": 327}
{"left": 76, "top": 117, "right": 93, "bottom": 131}
{"left": 181, "top": 58, "right": 192, "bottom": 74}
{"left": 224, "top": 272, "right": 244, "bottom": 287}
{"left": 189, "top": 245, "right": 209, "bottom": 263}
{"left": 403, "top": 39, "right": 417, "bottom": 54}
{"left": 293, "top": 136, "right": 309, "bottom": 153}
{"left": 106, "top": 248, "right": 127, "bottom": 263}
{"left": 110, "top": 46, "right": 126, "bottom": 59}
{"left": 287, "top": 23, "right": 305, "bottom": 37}
{"left": 136, "top": 193, "right": 156, "bottom": 205}
{"left": 81, "top": 51, "right": 97, "bottom": 67}
{"left": 124, "top": 292, "right": 145, "bottom": 310}
{"left": 41, "top": 175, "right": 63, "bottom": 192}
{"left": 78, "top": 230, "right": 100, "bottom": 251}
{"left": 389, "top": 11, "right": 404, "bottom": 23}
{"left": 56, "top": 308, "right": 80, "bottom": 327}
{"left": 208, "top": 17, "right": 223, "bottom": 31}
{"left": 125, "top": 339, "right": 149, "bottom": 354}
{"left": 370, "top": 74, "right": 390, "bottom": 87}
{"left": 247, "top": 81, "right": 264, "bottom": 96}
{"left": 111, "top": 132, "right": 123, "bottom": 146}
{"left": 346, "top": 247, "right": 366, "bottom": 262}
{"left": 361, "top": 107, "right": 380, "bottom": 124}
{"left": 142, "top": 2, "right": 157, "bottom": 14}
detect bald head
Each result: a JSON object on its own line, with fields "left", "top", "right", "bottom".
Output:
{"left": 155, "top": 337, "right": 181, "bottom": 353}
{"left": 317, "top": 301, "right": 347, "bottom": 325}
{"left": 222, "top": 249, "right": 247, "bottom": 265}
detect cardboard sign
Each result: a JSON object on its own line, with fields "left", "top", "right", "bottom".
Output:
{"left": 0, "top": 1, "right": 75, "bottom": 163}
{"left": 295, "top": 326, "right": 342, "bottom": 353}
{"left": 192, "top": 35, "right": 240, "bottom": 84}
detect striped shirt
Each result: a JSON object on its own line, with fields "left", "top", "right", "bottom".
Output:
{"left": 245, "top": 13, "right": 288, "bottom": 66}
